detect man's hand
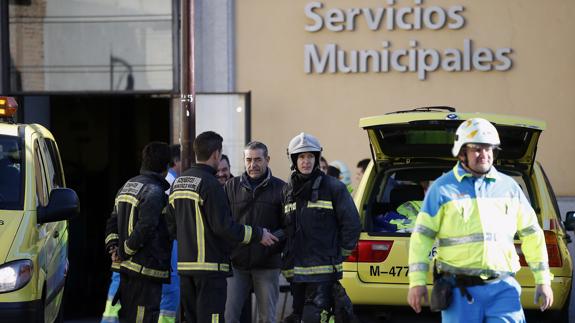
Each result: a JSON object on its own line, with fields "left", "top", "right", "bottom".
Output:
{"left": 108, "top": 245, "right": 121, "bottom": 263}
{"left": 260, "top": 228, "right": 279, "bottom": 246}
{"left": 407, "top": 285, "right": 429, "bottom": 313}
{"left": 534, "top": 284, "right": 553, "bottom": 311}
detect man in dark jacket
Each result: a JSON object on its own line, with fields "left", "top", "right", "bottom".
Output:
{"left": 224, "top": 141, "right": 286, "bottom": 323}
{"left": 282, "top": 133, "right": 361, "bottom": 323}
{"left": 167, "top": 131, "right": 278, "bottom": 322}
{"left": 105, "top": 142, "right": 172, "bottom": 323}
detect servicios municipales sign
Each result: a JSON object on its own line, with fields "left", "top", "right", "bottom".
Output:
{"left": 304, "top": 1, "right": 513, "bottom": 80}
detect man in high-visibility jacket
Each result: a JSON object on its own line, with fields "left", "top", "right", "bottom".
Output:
{"left": 407, "top": 118, "right": 554, "bottom": 322}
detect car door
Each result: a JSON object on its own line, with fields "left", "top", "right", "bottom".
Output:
{"left": 33, "top": 135, "right": 67, "bottom": 321}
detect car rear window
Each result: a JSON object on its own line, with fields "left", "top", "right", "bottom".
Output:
{"left": 0, "top": 135, "right": 24, "bottom": 210}
{"left": 364, "top": 166, "right": 535, "bottom": 234}
{"left": 370, "top": 122, "right": 538, "bottom": 160}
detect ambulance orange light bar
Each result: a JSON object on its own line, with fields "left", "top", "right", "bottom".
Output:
{"left": 0, "top": 96, "right": 18, "bottom": 118}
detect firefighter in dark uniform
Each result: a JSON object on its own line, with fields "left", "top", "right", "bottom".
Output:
{"left": 105, "top": 142, "right": 172, "bottom": 323}
{"left": 281, "top": 133, "right": 361, "bottom": 323}
{"left": 167, "top": 131, "right": 278, "bottom": 322}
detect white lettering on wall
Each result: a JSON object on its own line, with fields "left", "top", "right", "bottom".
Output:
{"left": 303, "top": 1, "right": 513, "bottom": 80}
{"left": 304, "top": 40, "right": 513, "bottom": 80}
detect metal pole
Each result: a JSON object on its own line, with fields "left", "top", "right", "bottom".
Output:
{"left": 180, "top": 0, "right": 196, "bottom": 171}
{"left": 0, "top": 0, "right": 10, "bottom": 94}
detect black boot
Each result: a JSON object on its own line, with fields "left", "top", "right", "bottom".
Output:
{"left": 282, "top": 312, "right": 301, "bottom": 323}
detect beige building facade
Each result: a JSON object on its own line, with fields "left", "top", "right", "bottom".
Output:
{"left": 235, "top": 0, "right": 575, "bottom": 195}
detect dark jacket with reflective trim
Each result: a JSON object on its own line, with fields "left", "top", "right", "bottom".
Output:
{"left": 167, "top": 163, "right": 264, "bottom": 277}
{"left": 282, "top": 173, "right": 361, "bottom": 283}
{"left": 105, "top": 171, "right": 172, "bottom": 283}
{"left": 225, "top": 169, "right": 285, "bottom": 270}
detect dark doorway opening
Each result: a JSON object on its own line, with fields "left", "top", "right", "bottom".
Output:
{"left": 48, "top": 95, "right": 170, "bottom": 318}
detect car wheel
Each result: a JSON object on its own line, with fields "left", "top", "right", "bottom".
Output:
{"left": 553, "top": 287, "right": 571, "bottom": 322}
{"left": 526, "top": 288, "right": 570, "bottom": 323}
{"left": 53, "top": 300, "right": 65, "bottom": 323}
{"left": 36, "top": 292, "right": 46, "bottom": 323}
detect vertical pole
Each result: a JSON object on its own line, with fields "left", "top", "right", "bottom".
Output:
{"left": 180, "top": 0, "right": 196, "bottom": 171}
{"left": 0, "top": 0, "right": 10, "bottom": 94}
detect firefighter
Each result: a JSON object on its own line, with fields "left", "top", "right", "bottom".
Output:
{"left": 102, "top": 144, "right": 180, "bottom": 323}
{"left": 166, "top": 131, "right": 278, "bottom": 322}
{"left": 407, "top": 118, "right": 554, "bottom": 322}
{"left": 105, "top": 142, "right": 173, "bottom": 323}
{"left": 281, "top": 133, "right": 361, "bottom": 323}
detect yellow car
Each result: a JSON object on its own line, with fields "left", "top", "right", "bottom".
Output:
{"left": 342, "top": 107, "right": 573, "bottom": 320}
{"left": 0, "top": 97, "right": 79, "bottom": 322}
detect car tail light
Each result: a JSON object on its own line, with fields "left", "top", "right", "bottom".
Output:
{"left": 346, "top": 240, "right": 394, "bottom": 263}
{"left": 515, "top": 230, "right": 562, "bottom": 267}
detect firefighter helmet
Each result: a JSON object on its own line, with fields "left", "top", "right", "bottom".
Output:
{"left": 287, "top": 132, "right": 322, "bottom": 170}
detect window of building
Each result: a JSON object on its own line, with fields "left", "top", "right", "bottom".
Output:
{"left": 8, "top": 0, "right": 174, "bottom": 93}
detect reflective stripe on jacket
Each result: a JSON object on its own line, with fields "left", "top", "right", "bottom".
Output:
{"left": 105, "top": 171, "right": 172, "bottom": 283}
{"left": 408, "top": 162, "right": 552, "bottom": 287}
{"left": 166, "top": 164, "right": 263, "bottom": 277}
{"left": 282, "top": 173, "right": 361, "bottom": 283}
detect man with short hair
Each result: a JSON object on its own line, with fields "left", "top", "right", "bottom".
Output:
{"left": 319, "top": 156, "right": 328, "bottom": 174}
{"left": 407, "top": 118, "right": 553, "bottom": 322}
{"left": 167, "top": 131, "right": 278, "bottom": 322}
{"left": 166, "top": 144, "right": 182, "bottom": 188}
{"left": 224, "top": 141, "right": 285, "bottom": 323}
{"left": 102, "top": 144, "right": 181, "bottom": 323}
{"left": 217, "top": 154, "right": 233, "bottom": 185}
{"left": 355, "top": 158, "right": 370, "bottom": 184}
{"left": 105, "top": 142, "right": 172, "bottom": 323}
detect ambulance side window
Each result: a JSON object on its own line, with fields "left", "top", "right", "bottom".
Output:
{"left": 44, "top": 139, "right": 64, "bottom": 188}
{"left": 39, "top": 138, "right": 62, "bottom": 190}
{"left": 34, "top": 140, "right": 49, "bottom": 207}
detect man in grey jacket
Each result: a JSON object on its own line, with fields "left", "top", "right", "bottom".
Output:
{"left": 224, "top": 141, "right": 286, "bottom": 323}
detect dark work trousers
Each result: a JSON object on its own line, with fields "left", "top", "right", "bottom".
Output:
{"left": 180, "top": 275, "right": 227, "bottom": 323}
{"left": 290, "top": 281, "right": 334, "bottom": 323}
{"left": 118, "top": 273, "right": 162, "bottom": 323}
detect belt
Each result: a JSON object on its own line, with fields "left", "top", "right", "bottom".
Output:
{"left": 443, "top": 273, "right": 509, "bottom": 303}
{"left": 453, "top": 274, "right": 499, "bottom": 286}
{"left": 442, "top": 273, "right": 507, "bottom": 285}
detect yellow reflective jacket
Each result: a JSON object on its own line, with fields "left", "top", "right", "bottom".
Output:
{"left": 408, "top": 162, "right": 552, "bottom": 287}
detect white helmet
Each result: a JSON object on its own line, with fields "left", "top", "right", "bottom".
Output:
{"left": 329, "top": 160, "right": 351, "bottom": 185}
{"left": 452, "top": 118, "right": 500, "bottom": 157}
{"left": 287, "top": 132, "right": 322, "bottom": 169}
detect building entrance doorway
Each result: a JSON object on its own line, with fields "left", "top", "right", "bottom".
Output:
{"left": 48, "top": 95, "right": 170, "bottom": 318}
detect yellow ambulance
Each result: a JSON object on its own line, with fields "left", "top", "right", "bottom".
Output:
{"left": 0, "top": 97, "right": 79, "bottom": 322}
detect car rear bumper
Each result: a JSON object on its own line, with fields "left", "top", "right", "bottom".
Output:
{"left": 0, "top": 300, "right": 41, "bottom": 322}
{"left": 341, "top": 271, "right": 414, "bottom": 306}
{"left": 341, "top": 271, "right": 572, "bottom": 310}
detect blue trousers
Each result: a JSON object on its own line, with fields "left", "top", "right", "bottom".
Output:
{"left": 159, "top": 241, "right": 180, "bottom": 322}
{"left": 102, "top": 241, "right": 180, "bottom": 323}
{"left": 442, "top": 275, "right": 525, "bottom": 323}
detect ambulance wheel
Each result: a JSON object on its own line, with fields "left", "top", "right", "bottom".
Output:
{"left": 36, "top": 291, "right": 46, "bottom": 323}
